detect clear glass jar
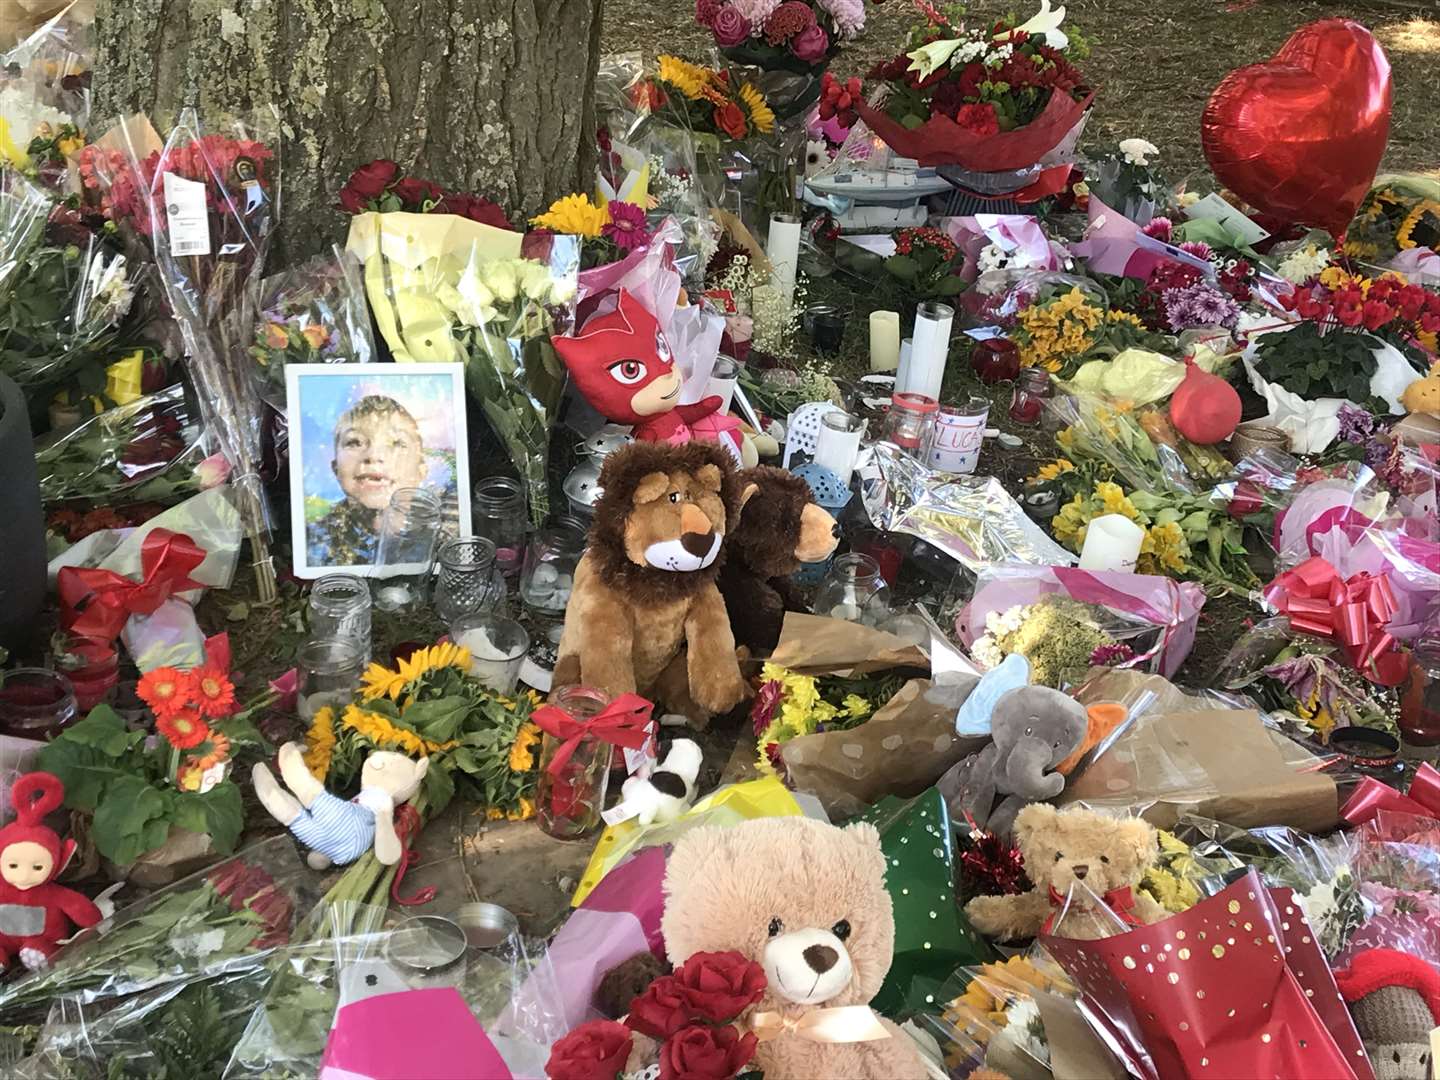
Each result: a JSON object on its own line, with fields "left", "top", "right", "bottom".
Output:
{"left": 928, "top": 396, "right": 990, "bottom": 475}
{"left": 55, "top": 636, "right": 119, "bottom": 712}
{"left": 536, "top": 686, "right": 613, "bottom": 840}
{"left": 297, "top": 639, "right": 365, "bottom": 721}
{"left": 472, "top": 477, "right": 528, "bottom": 582}
{"left": 881, "top": 392, "right": 938, "bottom": 456}
{"left": 374, "top": 487, "right": 443, "bottom": 613}
{"left": 813, "top": 553, "right": 889, "bottom": 626}
{"left": 309, "top": 574, "right": 373, "bottom": 662}
{"left": 1009, "top": 368, "right": 1053, "bottom": 426}
{"left": 0, "top": 669, "right": 78, "bottom": 739}
{"left": 1401, "top": 629, "right": 1440, "bottom": 761}
{"left": 520, "top": 516, "right": 588, "bottom": 618}
{"left": 433, "top": 538, "right": 507, "bottom": 625}
{"left": 451, "top": 613, "right": 530, "bottom": 694}
{"left": 970, "top": 336, "right": 1021, "bottom": 384}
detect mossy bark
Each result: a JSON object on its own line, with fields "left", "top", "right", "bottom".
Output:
{"left": 93, "top": 0, "right": 602, "bottom": 258}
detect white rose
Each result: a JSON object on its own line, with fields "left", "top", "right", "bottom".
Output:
{"left": 1119, "top": 138, "right": 1159, "bottom": 166}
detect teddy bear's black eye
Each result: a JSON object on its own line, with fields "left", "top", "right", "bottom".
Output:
{"left": 768, "top": 917, "right": 783, "bottom": 937}
{"left": 1393, "top": 1051, "right": 1402, "bottom": 1064}
{"left": 1054, "top": 852, "right": 1063, "bottom": 862}
{"left": 832, "top": 919, "right": 851, "bottom": 941}
{"left": 1100, "top": 855, "right": 1109, "bottom": 864}
{"left": 668, "top": 492, "right": 680, "bottom": 504}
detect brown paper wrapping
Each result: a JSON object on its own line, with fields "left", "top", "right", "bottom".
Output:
{"left": 1059, "top": 707, "right": 1338, "bottom": 834}
{"left": 768, "top": 614, "right": 981, "bottom": 817}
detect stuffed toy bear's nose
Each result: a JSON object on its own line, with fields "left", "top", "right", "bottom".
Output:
{"left": 803, "top": 944, "right": 839, "bottom": 973}
{"left": 1072, "top": 864, "right": 1090, "bottom": 879}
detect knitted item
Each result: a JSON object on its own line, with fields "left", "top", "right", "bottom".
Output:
{"left": 1335, "top": 948, "right": 1440, "bottom": 1080}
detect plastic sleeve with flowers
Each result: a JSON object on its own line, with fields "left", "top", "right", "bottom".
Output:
{"left": 1044, "top": 391, "right": 1196, "bottom": 496}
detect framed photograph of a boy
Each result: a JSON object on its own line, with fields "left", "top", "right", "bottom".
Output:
{"left": 286, "top": 363, "right": 470, "bottom": 579}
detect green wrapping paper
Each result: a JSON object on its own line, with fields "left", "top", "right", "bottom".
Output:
{"left": 856, "top": 787, "right": 995, "bottom": 1016}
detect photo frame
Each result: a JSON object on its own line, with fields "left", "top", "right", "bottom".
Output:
{"left": 285, "top": 363, "right": 470, "bottom": 580}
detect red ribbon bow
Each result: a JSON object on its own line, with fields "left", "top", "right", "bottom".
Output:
{"left": 1342, "top": 762, "right": 1440, "bottom": 827}
{"left": 56, "top": 529, "right": 206, "bottom": 642}
{"left": 1043, "top": 884, "right": 1143, "bottom": 935}
{"left": 532, "top": 693, "right": 655, "bottom": 777}
{"left": 1263, "top": 556, "right": 1408, "bottom": 686}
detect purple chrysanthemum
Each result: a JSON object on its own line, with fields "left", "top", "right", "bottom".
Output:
{"left": 1337, "top": 403, "right": 1377, "bottom": 445}
{"left": 1164, "top": 281, "right": 1239, "bottom": 331}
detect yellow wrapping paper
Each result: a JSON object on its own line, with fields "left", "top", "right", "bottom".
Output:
{"left": 344, "top": 212, "right": 523, "bottom": 362}
{"left": 571, "top": 775, "right": 801, "bottom": 906}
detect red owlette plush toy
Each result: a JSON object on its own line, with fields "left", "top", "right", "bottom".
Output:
{"left": 0, "top": 772, "right": 102, "bottom": 972}
{"left": 554, "top": 289, "right": 743, "bottom": 460}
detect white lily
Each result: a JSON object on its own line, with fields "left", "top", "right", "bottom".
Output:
{"left": 906, "top": 38, "right": 964, "bottom": 80}
{"left": 1004, "top": 0, "right": 1067, "bottom": 49}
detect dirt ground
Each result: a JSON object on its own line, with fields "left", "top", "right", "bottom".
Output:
{"left": 602, "top": 0, "right": 1440, "bottom": 180}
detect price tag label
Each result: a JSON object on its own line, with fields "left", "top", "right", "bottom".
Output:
{"left": 163, "top": 172, "right": 211, "bottom": 257}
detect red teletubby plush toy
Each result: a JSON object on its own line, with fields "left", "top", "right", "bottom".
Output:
{"left": 0, "top": 772, "right": 102, "bottom": 972}
{"left": 554, "top": 289, "right": 742, "bottom": 458}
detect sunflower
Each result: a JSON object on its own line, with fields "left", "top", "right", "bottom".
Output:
{"left": 508, "top": 723, "right": 542, "bottom": 773}
{"left": 529, "top": 192, "right": 609, "bottom": 238}
{"left": 157, "top": 709, "right": 211, "bottom": 751}
{"left": 359, "top": 641, "right": 473, "bottom": 702}
{"left": 137, "top": 666, "right": 192, "bottom": 720}
{"left": 1397, "top": 200, "right": 1440, "bottom": 251}
{"left": 190, "top": 665, "right": 236, "bottom": 719}
{"left": 738, "top": 82, "right": 776, "bottom": 135}
{"left": 341, "top": 703, "right": 458, "bottom": 757}
{"left": 656, "top": 55, "right": 713, "bottom": 100}
{"left": 303, "top": 706, "right": 337, "bottom": 780}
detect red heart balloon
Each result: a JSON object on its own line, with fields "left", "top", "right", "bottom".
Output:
{"left": 1201, "top": 19, "right": 1391, "bottom": 240}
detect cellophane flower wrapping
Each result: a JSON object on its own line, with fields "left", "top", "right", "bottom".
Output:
{"left": 957, "top": 564, "right": 1206, "bottom": 679}
{"left": 34, "top": 381, "right": 205, "bottom": 506}
{"left": 1330, "top": 808, "right": 1440, "bottom": 971}
{"left": 123, "top": 106, "right": 280, "bottom": 596}
{"left": 1043, "top": 869, "right": 1372, "bottom": 1080}
{"left": 0, "top": 9, "right": 91, "bottom": 186}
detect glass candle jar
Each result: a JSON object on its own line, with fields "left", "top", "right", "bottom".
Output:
{"left": 433, "top": 538, "right": 507, "bottom": 625}
{"left": 813, "top": 553, "right": 889, "bottom": 626}
{"left": 1008, "top": 368, "right": 1053, "bottom": 425}
{"left": 881, "top": 392, "right": 938, "bottom": 456}
{"left": 521, "top": 516, "right": 588, "bottom": 618}
{"left": 297, "top": 639, "right": 365, "bottom": 721}
{"left": 0, "top": 669, "right": 78, "bottom": 739}
{"left": 374, "top": 487, "right": 443, "bottom": 613}
{"left": 813, "top": 411, "right": 864, "bottom": 485}
{"left": 536, "top": 686, "right": 613, "bottom": 840}
{"left": 1401, "top": 629, "right": 1440, "bottom": 761}
{"left": 309, "top": 574, "right": 373, "bottom": 662}
{"left": 928, "top": 396, "right": 990, "bottom": 475}
{"left": 451, "top": 613, "right": 530, "bottom": 695}
{"left": 971, "top": 336, "right": 1021, "bottom": 384}
{"left": 472, "top": 476, "right": 528, "bottom": 582}
{"left": 56, "top": 636, "right": 119, "bottom": 712}
{"left": 707, "top": 355, "right": 741, "bottom": 414}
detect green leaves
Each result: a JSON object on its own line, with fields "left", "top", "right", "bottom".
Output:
{"left": 1256, "top": 321, "right": 1383, "bottom": 408}
{"left": 37, "top": 705, "right": 146, "bottom": 811}
{"left": 93, "top": 775, "right": 172, "bottom": 866}
{"left": 173, "top": 785, "right": 245, "bottom": 854}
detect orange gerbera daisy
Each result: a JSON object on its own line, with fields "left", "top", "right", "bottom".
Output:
{"left": 190, "top": 665, "right": 236, "bottom": 719}
{"left": 192, "top": 731, "right": 232, "bottom": 770}
{"left": 137, "top": 666, "right": 192, "bottom": 719}
{"left": 157, "top": 709, "right": 210, "bottom": 750}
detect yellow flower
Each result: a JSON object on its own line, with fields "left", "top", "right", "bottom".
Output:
{"left": 506, "top": 797, "right": 536, "bottom": 821}
{"left": 841, "top": 694, "right": 872, "bottom": 720}
{"left": 1096, "top": 481, "right": 1139, "bottom": 519}
{"left": 341, "top": 703, "right": 458, "bottom": 758}
{"left": 1397, "top": 201, "right": 1440, "bottom": 250}
{"left": 739, "top": 82, "right": 776, "bottom": 135}
{"left": 529, "top": 192, "right": 609, "bottom": 238}
{"left": 360, "top": 642, "right": 473, "bottom": 702}
{"left": 657, "top": 55, "right": 714, "bottom": 100}
{"left": 302, "top": 706, "right": 337, "bottom": 781}
{"left": 1107, "top": 309, "right": 1144, "bottom": 329}
{"left": 1138, "top": 520, "right": 1189, "bottom": 574}
{"left": 1033, "top": 459, "right": 1075, "bottom": 482}
{"left": 508, "top": 723, "right": 541, "bottom": 773}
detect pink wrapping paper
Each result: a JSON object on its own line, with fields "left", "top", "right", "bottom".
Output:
{"left": 320, "top": 987, "right": 511, "bottom": 1079}
{"left": 957, "top": 564, "right": 1205, "bottom": 677}
{"left": 1070, "top": 197, "right": 1211, "bottom": 280}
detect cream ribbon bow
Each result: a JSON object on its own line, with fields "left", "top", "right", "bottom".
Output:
{"left": 749, "top": 1005, "right": 892, "bottom": 1043}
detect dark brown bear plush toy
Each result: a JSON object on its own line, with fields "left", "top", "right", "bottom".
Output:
{"left": 719, "top": 466, "right": 839, "bottom": 654}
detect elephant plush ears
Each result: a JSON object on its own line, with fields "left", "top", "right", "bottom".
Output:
{"left": 926, "top": 653, "right": 1033, "bottom": 737}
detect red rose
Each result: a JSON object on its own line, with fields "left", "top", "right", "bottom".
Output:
{"left": 714, "top": 101, "right": 748, "bottom": 141}
{"left": 546, "top": 1020, "right": 633, "bottom": 1080}
{"left": 659, "top": 1024, "right": 758, "bottom": 1080}
{"left": 625, "top": 975, "right": 693, "bottom": 1039}
{"left": 672, "top": 951, "right": 767, "bottom": 1023}
{"left": 434, "top": 192, "right": 516, "bottom": 230}
{"left": 391, "top": 176, "right": 444, "bottom": 208}
{"left": 343, "top": 158, "right": 399, "bottom": 200}
{"left": 1227, "top": 479, "right": 1263, "bottom": 519}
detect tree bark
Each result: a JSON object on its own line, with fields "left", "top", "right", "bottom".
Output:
{"left": 92, "top": 0, "right": 603, "bottom": 258}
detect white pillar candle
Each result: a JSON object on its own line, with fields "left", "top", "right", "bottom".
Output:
{"left": 765, "top": 213, "right": 802, "bottom": 311}
{"left": 813, "top": 411, "right": 864, "bottom": 485}
{"left": 1078, "top": 513, "right": 1146, "bottom": 573}
{"left": 907, "top": 301, "right": 953, "bottom": 401}
{"left": 868, "top": 310, "right": 900, "bottom": 373}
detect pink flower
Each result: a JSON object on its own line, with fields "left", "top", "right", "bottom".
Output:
{"left": 602, "top": 201, "right": 652, "bottom": 252}
{"left": 790, "top": 22, "right": 829, "bottom": 63}
{"left": 696, "top": 0, "right": 722, "bottom": 25}
{"left": 1179, "top": 240, "right": 1214, "bottom": 262}
{"left": 195, "top": 452, "right": 232, "bottom": 490}
{"left": 751, "top": 679, "right": 784, "bottom": 735}
{"left": 711, "top": 4, "right": 752, "bottom": 47}
{"left": 1140, "top": 217, "right": 1173, "bottom": 242}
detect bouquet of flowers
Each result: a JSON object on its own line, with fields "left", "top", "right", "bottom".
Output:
{"left": 927, "top": 954, "right": 1076, "bottom": 1078}
{"left": 859, "top": 1, "right": 1091, "bottom": 174}
{"left": 1007, "top": 277, "right": 1108, "bottom": 373}
{"left": 644, "top": 55, "right": 777, "bottom": 144}
{"left": 1342, "top": 176, "right": 1440, "bottom": 263}
{"left": 750, "top": 660, "right": 904, "bottom": 774}
{"left": 695, "top": 0, "right": 863, "bottom": 76}
{"left": 1083, "top": 138, "right": 1171, "bottom": 224}
{"left": 530, "top": 190, "right": 656, "bottom": 270}
{"left": 882, "top": 224, "right": 965, "bottom": 303}
{"left": 1048, "top": 391, "right": 1233, "bottom": 493}
{"left": 250, "top": 246, "right": 375, "bottom": 405}
{"left": 969, "top": 594, "right": 1129, "bottom": 687}
{"left": 301, "top": 640, "right": 544, "bottom": 819}
{"left": 335, "top": 158, "right": 514, "bottom": 229}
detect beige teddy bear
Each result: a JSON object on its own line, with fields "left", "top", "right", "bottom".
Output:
{"left": 661, "top": 817, "right": 931, "bottom": 1080}
{"left": 966, "top": 803, "right": 1169, "bottom": 941}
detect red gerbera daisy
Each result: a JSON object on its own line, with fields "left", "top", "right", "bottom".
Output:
{"left": 190, "top": 665, "right": 237, "bottom": 719}
{"left": 157, "top": 709, "right": 211, "bottom": 751}
{"left": 137, "top": 666, "right": 192, "bottom": 720}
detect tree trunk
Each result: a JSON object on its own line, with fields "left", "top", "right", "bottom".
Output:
{"left": 92, "top": 0, "right": 603, "bottom": 258}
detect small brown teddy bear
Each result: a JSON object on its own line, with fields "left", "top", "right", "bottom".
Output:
{"left": 662, "top": 817, "right": 931, "bottom": 1080}
{"left": 719, "top": 465, "right": 839, "bottom": 655}
{"left": 965, "top": 804, "right": 1168, "bottom": 942}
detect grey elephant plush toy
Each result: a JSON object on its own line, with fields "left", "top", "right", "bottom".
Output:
{"left": 931, "top": 669, "right": 1089, "bottom": 838}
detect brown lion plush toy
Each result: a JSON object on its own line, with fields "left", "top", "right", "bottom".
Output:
{"left": 719, "top": 466, "right": 839, "bottom": 655}
{"left": 554, "top": 441, "right": 754, "bottom": 716}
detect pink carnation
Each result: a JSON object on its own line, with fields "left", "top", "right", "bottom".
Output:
{"left": 728, "top": 0, "right": 780, "bottom": 27}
